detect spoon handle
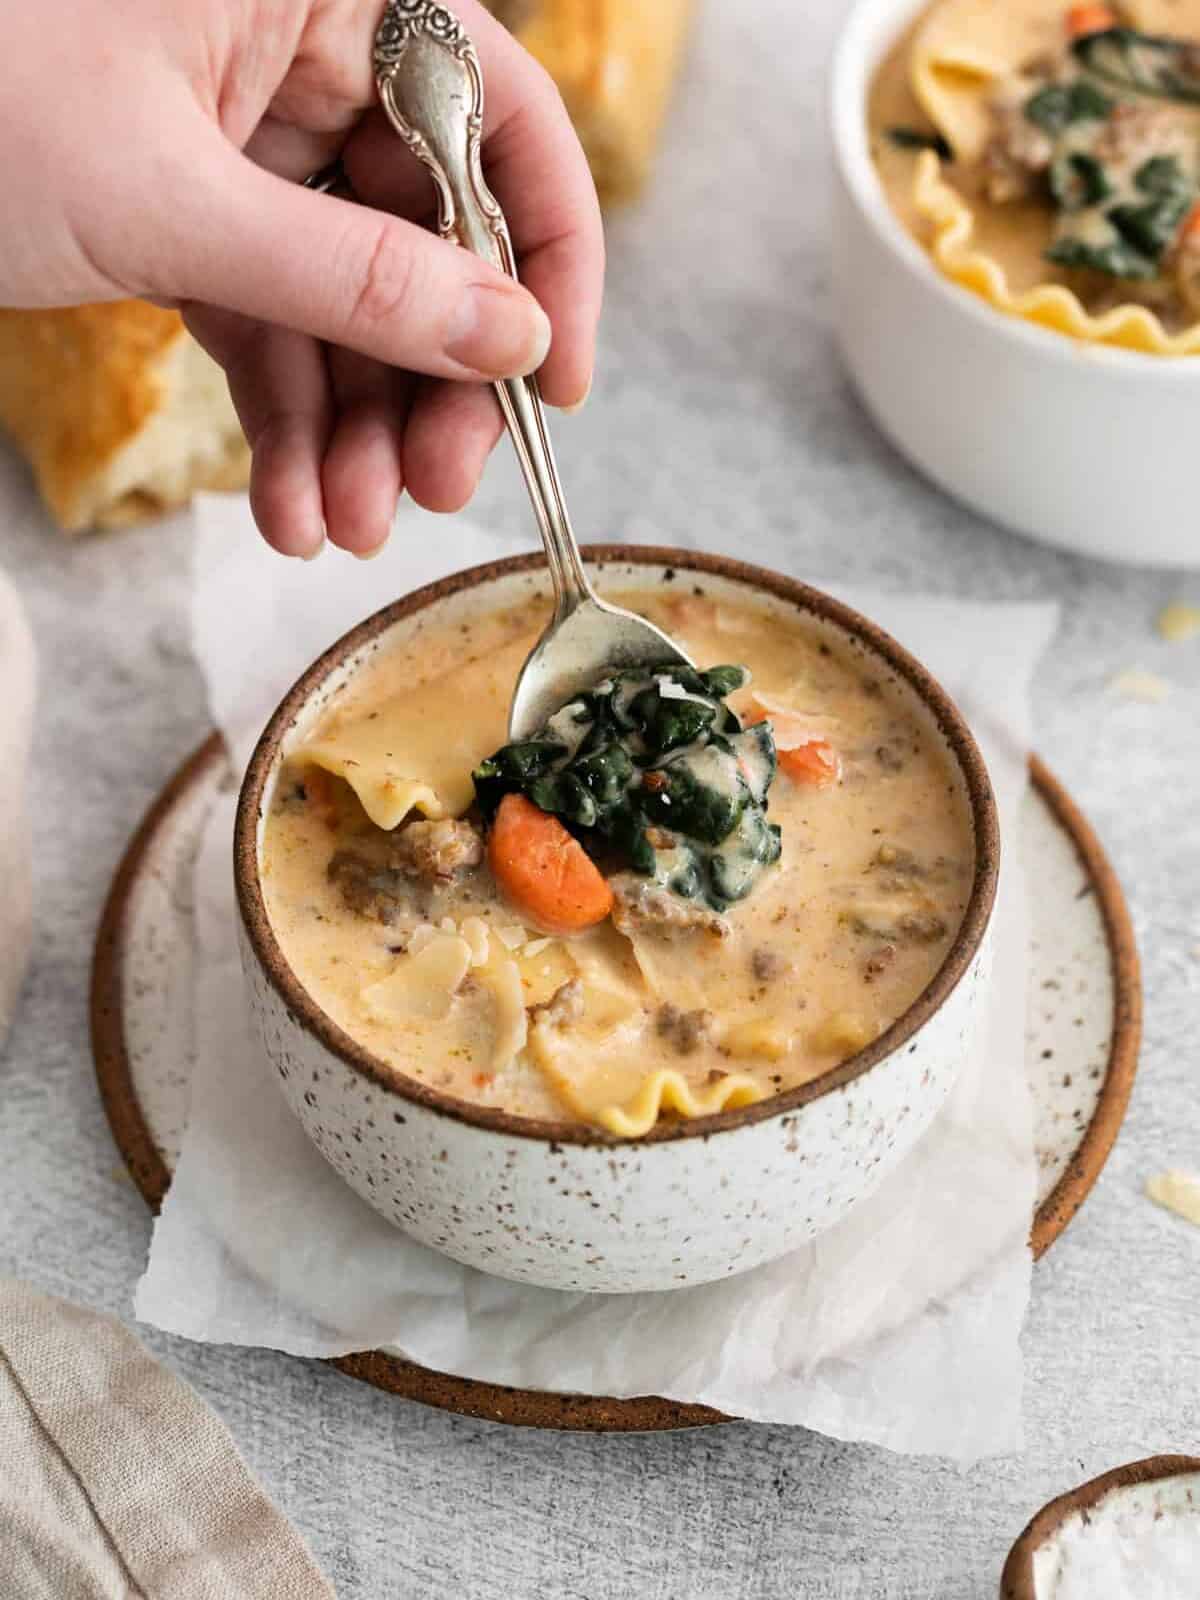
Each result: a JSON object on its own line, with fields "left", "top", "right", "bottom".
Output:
{"left": 374, "top": 1, "right": 592, "bottom": 618}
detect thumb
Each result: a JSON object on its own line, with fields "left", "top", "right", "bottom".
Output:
{"left": 155, "top": 131, "right": 551, "bottom": 382}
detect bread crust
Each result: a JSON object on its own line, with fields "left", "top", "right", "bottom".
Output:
{"left": 0, "top": 302, "right": 248, "bottom": 533}
{"left": 490, "top": 0, "right": 694, "bottom": 202}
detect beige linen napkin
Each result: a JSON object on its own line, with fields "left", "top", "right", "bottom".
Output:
{"left": 0, "top": 1280, "right": 334, "bottom": 1600}
{"left": 0, "top": 567, "right": 34, "bottom": 1045}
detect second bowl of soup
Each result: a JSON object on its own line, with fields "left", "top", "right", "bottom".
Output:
{"left": 832, "top": 0, "right": 1200, "bottom": 568}
{"left": 235, "top": 548, "right": 998, "bottom": 1292}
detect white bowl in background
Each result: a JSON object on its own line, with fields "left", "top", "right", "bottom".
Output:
{"left": 235, "top": 548, "right": 999, "bottom": 1294}
{"left": 830, "top": 0, "right": 1200, "bottom": 569}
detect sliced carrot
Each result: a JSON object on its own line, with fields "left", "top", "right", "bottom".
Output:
{"left": 749, "top": 708, "right": 822, "bottom": 749}
{"left": 777, "top": 740, "right": 843, "bottom": 787}
{"left": 1181, "top": 200, "right": 1200, "bottom": 242}
{"left": 661, "top": 593, "right": 720, "bottom": 633}
{"left": 488, "top": 793, "right": 614, "bottom": 936}
{"left": 1065, "top": 4, "right": 1116, "bottom": 38}
{"left": 745, "top": 696, "right": 843, "bottom": 788}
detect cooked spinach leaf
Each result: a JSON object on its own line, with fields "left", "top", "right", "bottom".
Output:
{"left": 726, "top": 723, "right": 775, "bottom": 805}
{"left": 1045, "top": 232, "right": 1161, "bottom": 277}
{"left": 709, "top": 807, "right": 783, "bottom": 906}
{"left": 700, "top": 664, "right": 751, "bottom": 699}
{"left": 475, "top": 737, "right": 568, "bottom": 788}
{"left": 627, "top": 686, "right": 715, "bottom": 753}
{"left": 473, "top": 662, "right": 781, "bottom": 911}
{"left": 639, "top": 743, "right": 747, "bottom": 846}
{"left": 885, "top": 125, "right": 953, "bottom": 159}
{"left": 1107, "top": 152, "right": 1194, "bottom": 255}
{"left": 1046, "top": 150, "right": 1194, "bottom": 278}
{"left": 1049, "top": 149, "right": 1114, "bottom": 210}
{"left": 1025, "top": 79, "right": 1112, "bottom": 134}
{"left": 1073, "top": 26, "right": 1200, "bottom": 106}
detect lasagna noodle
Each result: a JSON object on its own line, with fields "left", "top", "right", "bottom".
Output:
{"left": 910, "top": 151, "right": 1200, "bottom": 353}
{"left": 297, "top": 635, "right": 530, "bottom": 829}
{"left": 362, "top": 929, "right": 529, "bottom": 1072}
{"left": 911, "top": 0, "right": 1200, "bottom": 158}
{"left": 528, "top": 924, "right": 770, "bottom": 1135}
{"left": 528, "top": 1019, "right": 765, "bottom": 1137}
{"left": 910, "top": 0, "right": 1060, "bottom": 163}
{"left": 591, "top": 1069, "right": 765, "bottom": 1139}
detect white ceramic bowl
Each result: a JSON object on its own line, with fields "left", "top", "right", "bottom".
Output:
{"left": 831, "top": 0, "right": 1200, "bottom": 569}
{"left": 235, "top": 548, "right": 999, "bottom": 1293}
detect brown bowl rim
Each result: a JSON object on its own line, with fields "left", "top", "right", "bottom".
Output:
{"left": 233, "top": 544, "right": 1000, "bottom": 1147}
{"left": 1000, "top": 1453, "right": 1200, "bottom": 1599}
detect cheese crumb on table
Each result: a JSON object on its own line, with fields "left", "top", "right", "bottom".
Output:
{"left": 1157, "top": 602, "right": 1200, "bottom": 643}
{"left": 1145, "top": 1170, "right": 1200, "bottom": 1228}
{"left": 1109, "top": 668, "right": 1172, "bottom": 703}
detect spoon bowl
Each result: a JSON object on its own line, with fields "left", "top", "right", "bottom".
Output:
{"left": 508, "top": 594, "right": 691, "bottom": 739}
{"left": 375, "top": 1, "right": 693, "bottom": 735}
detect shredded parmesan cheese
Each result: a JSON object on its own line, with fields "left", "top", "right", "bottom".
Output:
{"left": 1109, "top": 668, "right": 1171, "bottom": 703}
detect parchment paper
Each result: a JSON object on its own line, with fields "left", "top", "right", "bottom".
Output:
{"left": 135, "top": 492, "right": 1058, "bottom": 1457}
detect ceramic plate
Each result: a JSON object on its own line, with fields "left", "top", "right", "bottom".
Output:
{"left": 92, "top": 738, "right": 1141, "bottom": 1430}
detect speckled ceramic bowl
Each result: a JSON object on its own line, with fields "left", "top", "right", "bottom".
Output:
{"left": 1001, "top": 1455, "right": 1200, "bottom": 1599}
{"left": 234, "top": 547, "right": 999, "bottom": 1293}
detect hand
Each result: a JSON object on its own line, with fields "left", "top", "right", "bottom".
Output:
{"left": 0, "top": 0, "right": 603, "bottom": 556}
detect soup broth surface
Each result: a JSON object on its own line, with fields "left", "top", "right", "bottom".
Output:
{"left": 870, "top": 0, "right": 1200, "bottom": 333}
{"left": 261, "top": 584, "right": 975, "bottom": 1134}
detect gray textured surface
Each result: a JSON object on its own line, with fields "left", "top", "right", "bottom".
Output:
{"left": 1, "top": 1, "right": 1198, "bottom": 1595}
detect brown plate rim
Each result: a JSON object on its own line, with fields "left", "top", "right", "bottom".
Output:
{"left": 1000, "top": 1453, "right": 1200, "bottom": 1599}
{"left": 1025, "top": 756, "right": 1142, "bottom": 1259}
{"left": 233, "top": 546, "right": 1000, "bottom": 1147}
{"left": 91, "top": 743, "right": 1141, "bottom": 1434}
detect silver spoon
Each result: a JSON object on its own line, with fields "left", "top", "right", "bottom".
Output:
{"left": 374, "top": 0, "right": 693, "bottom": 740}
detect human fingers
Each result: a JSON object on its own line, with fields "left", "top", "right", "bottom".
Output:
{"left": 341, "top": 41, "right": 604, "bottom": 409}
{"left": 402, "top": 379, "right": 505, "bottom": 514}
{"left": 321, "top": 345, "right": 410, "bottom": 556}
{"left": 184, "top": 304, "right": 332, "bottom": 557}
{"left": 162, "top": 122, "right": 551, "bottom": 387}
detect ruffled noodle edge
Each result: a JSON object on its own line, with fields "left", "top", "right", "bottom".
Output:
{"left": 911, "top": 150, "right": 1200, "bottom": 356}
{"left": 594, "top": 1067, "right": 765, "bottom": 1138}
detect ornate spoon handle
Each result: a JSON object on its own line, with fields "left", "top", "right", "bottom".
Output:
{"left": 374, "top": 0, "right": 592, "bottom": 617}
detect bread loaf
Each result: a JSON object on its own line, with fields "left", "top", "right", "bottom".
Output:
{"left": 0, "top": 302, "right": 249, "bottom": 534}
{"left": 486, "top": 0, "right": 693, "bottom": 203}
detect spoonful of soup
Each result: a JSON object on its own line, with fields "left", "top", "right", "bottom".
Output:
{"left": 374, "top": 1, "right": 692, "bottom": 739}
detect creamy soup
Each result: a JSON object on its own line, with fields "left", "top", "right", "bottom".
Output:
{"left": 261, "top": 586, "right": 975, "bottom": 1136}
{"left": 871, "top": 0, "right": 1200, "bottom": 332}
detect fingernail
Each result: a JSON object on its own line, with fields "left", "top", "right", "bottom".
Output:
{"left": 300, "top": 534, "right": 326, "bottom": 562}
{"left": 445, "top": 284, "right": 552, "bottom": 378}
{"left": 563, "top": 377, "right": 593, "bottom": 416}
{"left": 353, "top": 540, "right": 388, "bottom": 561}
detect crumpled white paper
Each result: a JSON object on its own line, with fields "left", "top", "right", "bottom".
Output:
{"left": 135, "top": 492, "right": 1058, "bottom": 1457}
